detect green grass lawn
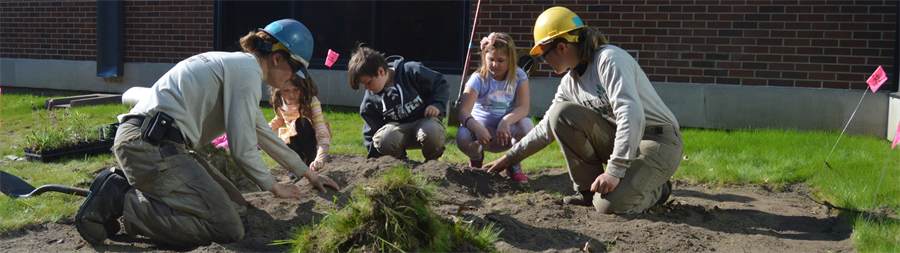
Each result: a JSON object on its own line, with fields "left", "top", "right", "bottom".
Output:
{"left": 1, "top": 93, "right": 899, "bottom": 251}
{"left": 1, "top": 94, "right": 131, "bottom": 230}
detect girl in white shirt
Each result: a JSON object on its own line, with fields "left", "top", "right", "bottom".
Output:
{"left": 456, "top": 32, "right": 532, "bottom": 183}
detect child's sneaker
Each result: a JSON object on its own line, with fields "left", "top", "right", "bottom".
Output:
{"left": 469, "top": 152, "right": 484, "bottom": 168}
{"left": 506, "top": 163, "right": 527, "bottom": 182}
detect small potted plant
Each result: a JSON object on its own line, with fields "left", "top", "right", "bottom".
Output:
{"left": 22, "top": 109, "right": 117, "bottom": 163}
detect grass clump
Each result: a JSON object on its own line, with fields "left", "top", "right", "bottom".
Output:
{"left": 283, "top": 166, "right": 501, "bottom": 252}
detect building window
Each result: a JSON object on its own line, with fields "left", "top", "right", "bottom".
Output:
{"left": 215, "top": 1, "right": 469, "bottom": 74}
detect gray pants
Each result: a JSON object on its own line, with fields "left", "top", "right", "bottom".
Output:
{"left": 373, "top": 117, "right": 446, "bottom": 160}
{"left": 548, "top": 102, "right": 683, "bottom": 214}
{"left": 113, "top": 121, "right": 247, "bottom": 246}
{"left": 456, "top": 118, "right": 534, "bottom": 160}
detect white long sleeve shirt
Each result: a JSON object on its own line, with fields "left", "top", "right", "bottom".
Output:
{"left": 119, "top": 51, "right": 309, "bottom": 191}
{"left": 506, "top": 45, "right": 679, "bottom": 178}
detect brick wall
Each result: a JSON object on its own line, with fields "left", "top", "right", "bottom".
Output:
{"left": 0, "top": 0, "right": 98, "bottom": 61}
{"left": 471, "top": 0, "right": 897, "bottom": 91}
{"left": 123, "top": 0, "right": 213, "bottom": 63}
{"left": 3, "top": 0, "right": 896, "bottom": 91}
{"left": 0, "top": 0, "right": 213, "bottom": 64}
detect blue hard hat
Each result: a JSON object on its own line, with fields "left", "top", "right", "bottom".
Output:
{"left": 260, "top": 19, "right": 313, "bottom": 78}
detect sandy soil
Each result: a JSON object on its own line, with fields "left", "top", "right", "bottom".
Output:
{"left": 0, "top": 154, "right": 856, "bottom": 252}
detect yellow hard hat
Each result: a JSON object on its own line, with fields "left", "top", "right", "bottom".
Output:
{"left": 530, "top": 6, "right": 587, "bottom": 55}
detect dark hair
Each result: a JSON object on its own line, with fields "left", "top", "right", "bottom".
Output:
{"left": 269, "top": 75, "right": 319, "bottom": 125}
{"left": 239, "top": 30, "right": 301, "bottom": 72}
{"left": 347, "top": 45, "right": 390, "bottom": 91}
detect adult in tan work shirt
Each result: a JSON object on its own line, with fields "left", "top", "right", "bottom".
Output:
{"left": 483, "top": 7, "right": 683, "bottom": 214}
{"left": 74, "top": 19, "right": 340, "bottom": 246}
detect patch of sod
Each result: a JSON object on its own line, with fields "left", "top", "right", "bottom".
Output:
{"left": 280, "top": 166, "right": 501, "bottom": 252}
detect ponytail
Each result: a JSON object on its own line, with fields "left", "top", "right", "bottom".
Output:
{"left": 240, "top": 30, "right": 293, "bottom": 62}
{"left": 574, "top": 28, "right": 609, "bottom": 63}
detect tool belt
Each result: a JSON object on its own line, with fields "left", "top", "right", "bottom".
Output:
{"left": 644, "top": 126, "right": 677, "bottom": 135}
{"left": 123, "top": 113, "right": 184, "bottom": 145}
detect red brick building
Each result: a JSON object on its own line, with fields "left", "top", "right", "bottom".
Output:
{"left": 476, "top": 1, "right": 897, "bottom": 91}
{"left": 1, "top": 0, "right": 214, "bottom": 63}
{"left": 1, "top": 0, "right": 898, "bottom": 137}
{"left": 2, "top": 0, "right": 896, "bottom": 90}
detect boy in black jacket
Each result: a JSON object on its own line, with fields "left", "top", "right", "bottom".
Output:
{"left": 348, "top": 46, "right": 449, "bottom": 160}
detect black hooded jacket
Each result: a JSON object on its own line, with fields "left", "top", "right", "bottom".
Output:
{"left": 360, "top": 56, "right": 450, "bottom": 158}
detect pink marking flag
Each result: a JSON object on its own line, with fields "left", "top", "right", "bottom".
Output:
{"left": 325, "top": 49, "right": 339, "bottom": 68}
{"left": 894, "top": 122, "right": 900, "bottom": 149}
{"left": 867, "top": 66, "right": 887, "bottom": 93}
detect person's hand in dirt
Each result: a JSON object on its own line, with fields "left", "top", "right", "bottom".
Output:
{"left": 469, "top": 120, "right": 492, "bottom": 145}
{"left": 495, "top": 119, "right": 512, "bottom": 146}
{"left": 309, "top": 160, "right": 324, "bottom": 171}
{"left": 303, "top": 171, "right": 341, "bottom": 193}
{"left": 483, "top": 155, "right": 512, "bottom": 174}
{"left": 269, "top": 182, "right": 303, "bottom": 200}
{"left": 424, "top": 105, "right": 440, "bottom": 117}
{"left": 591, "top": 173, "right": 620, "bottom": 194}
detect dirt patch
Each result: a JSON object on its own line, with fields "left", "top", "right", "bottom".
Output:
{"left": 0, "top": 154, "right": 855, "bottom": 252}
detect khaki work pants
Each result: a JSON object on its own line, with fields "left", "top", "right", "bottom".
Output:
{"left": 373, "top": 116, "right": 447, "bottom": 160}
{"left": 548, "top": 102, "right": 683, "bottom": 214}
{"left": 113, "top": 121, "right": 247, "bottom": 246}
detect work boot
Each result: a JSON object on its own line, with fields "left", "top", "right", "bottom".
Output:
{"left": 103, "top": 219, "right": 121, "bottom": 236}
{"left": 563, "top": 190, "right": 594, "bottom": 206}
{"left": 109, "top": 167, "right": 126, "bottom": 178}
{"left": 653, "top": 180, "right": 673, "bottom": 208}
{"left": 75, "top": 169, "right": 131, "bottom": 245}
{"left": 104, "top": 168, "right": 126, "bottom": 235}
